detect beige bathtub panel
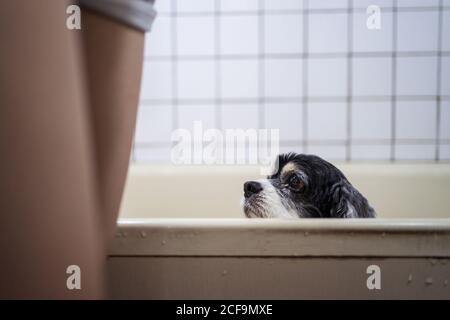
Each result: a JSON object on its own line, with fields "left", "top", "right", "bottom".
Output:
{"left": 119, "top": 164, "right": 450, "bottom": 218}
{"left": 108, "top": 257, "right": 450, "bottom": 299}
{"left": 110, "top": 219, "right": 450, "bottom": 299}
{"left": 111, "top": 219, "right": 450, "bottom": 257}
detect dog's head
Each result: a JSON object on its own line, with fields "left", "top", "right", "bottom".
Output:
{"left": 242, "top": 153, "right": 376, "bottom": 218}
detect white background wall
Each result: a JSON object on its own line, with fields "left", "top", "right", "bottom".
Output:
{"left": 132, "top": 0, "right": 450, "bottom": 163}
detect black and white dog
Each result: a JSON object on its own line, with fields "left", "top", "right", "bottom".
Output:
{"left": 242, "top": 153, "right": 376, "bottom": 218}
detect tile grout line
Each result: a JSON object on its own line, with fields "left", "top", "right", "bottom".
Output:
{"left": 134, "top": 138, "right": 450, "bottom": 149}
{"left": 258, "top": 0, "right": 265, "bottom": 132}
{"left": 171, "top": 0, "right": 179, "bottom": 132}
{"left": 346, "top": 0, "right": 354, "bottom": 161}
{"left": 214, "top": 0, "right": 222, "bottom": 130}
{"left": 156, "top": 6, "right": 450, "bottom": 17}
{"left": 144, "top": 51, "right": 450, "bottom": 61}
{"left": 139, "top": 95, "right": 450, "bottom": 106}
{"left": 302, "top": 0, "right": 309, "bottom": 154}
{"left": 435, "top": 0, "right": 444, "bottom": 161}
{"left": 390, "top": 0, "right": 398, "bottom": 162}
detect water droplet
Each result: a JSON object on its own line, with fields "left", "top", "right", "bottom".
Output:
{"left": 161, "top": 240, "right": 166, "bottom": 245}
{"left": 140, "top": 231, "right": 147, "bottom": 238}
{"left": 425, "top": 277, "right": 433, "bottom": 286}
{"left": 222, "top": 270, "right": 228, "bottom": 276}
{"left": 381, "top": 232, "right": 386, "bottom": 238}
{"left": 430, "top": 259, "right": 437, "bottom": 266}
{"left": 122, "top": 231, "right": 128, "bottom": 238}
{"left": 115, "top": 232, "right": 122, "bottom": 238}
{"left": 304, "top": 232, "right": 309, "bottom": 237}
{"left": 444, "top": 280, "right": 448, "bottom": 287}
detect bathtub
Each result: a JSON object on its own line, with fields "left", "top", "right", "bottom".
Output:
{"left": 110, "top": 164, "right": 450, "bottom": 299}
{"left": 118, "top": 163, "right": 450, "bottom": 219}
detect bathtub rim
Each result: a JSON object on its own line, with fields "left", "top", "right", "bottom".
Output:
{"left": 111, "top": 218, "right": 450, "bottom": 258}
{"left": 117, "top": 218, "right": 450, "bottom": 231}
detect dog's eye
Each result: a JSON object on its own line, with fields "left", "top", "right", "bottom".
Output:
{"left": 288, "top": 175, "right": 304, "bottom": 192}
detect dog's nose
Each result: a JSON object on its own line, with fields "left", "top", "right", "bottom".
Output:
{"left": 244, "top": 181, "right": 263, "bottom": 198}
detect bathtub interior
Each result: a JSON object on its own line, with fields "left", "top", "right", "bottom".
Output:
{"left": 119, "top": 163, "right": 450, "bottom": 219}
{"left": 113, "top": 164, "right": 450, "bottom": 299}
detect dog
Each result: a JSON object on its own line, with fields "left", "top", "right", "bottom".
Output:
{"left": 242, "top": 153, "right": 376, "bottom": 218}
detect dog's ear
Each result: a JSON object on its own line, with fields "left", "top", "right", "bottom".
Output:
{"left": 330, "top": 183, "right": 351, "bottom": 217}
{"left": 330, "top": 183, "right": 375, "bottom": 218}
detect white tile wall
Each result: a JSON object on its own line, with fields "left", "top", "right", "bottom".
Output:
{"left": 442, "top": 57, "right": 450, "bottom": 96}
{"left": 396, "top": 101, "right": 437, "bottom": 140}
{"left": 221, "top": 60, "right": 259, "bottom": 98}
{"left": 177, "top": 60, "right": 215, "bottom": 99}
{"left": 395, "top": 144, "right": 436, "bottom": 160}
{"left": 444, "top": 11, "right": 450, "bottom": 51}
{"left": 397, "top": 0, "right": 439, "bottom": 7}
{"left": 307, "top": 102, "right": 347, "bottom": 141}
{"left": 178, "top": 105, "right": 216, "bottom": 131}
{"left": 263, "top": 0, "right": 303, "bottom": 11}
{"left": 278, "top": 145, "right": 304, "bottom": 156}
{"left": 351, "top": 145, "right": 391, "bottom": 161}
{"left": 135, "top": 106, "right": 173, "bottom": 144}
{"left": 140, "top": 61, "right": 172, "bottom": 100}
{"left": 220, "top": 0, "right": 259, "bottom": 12}
{"left": 308, "top": 58, "right": 347, "bottom": 97}
{"left": 440, "top": 145, "right": 450, "bottom": 160}
{"left": 153, "top": 0, "right": 171, "bottom": 14}
{"left": 177, "top": 0, "right": 214, "bottom": 13}
{"left": 135, "top": 0, "right": 450, "bottom": 163}
{"left": 220, "top": 15, "right": 258, "bottom": 55}
{"left": 353, "top": 0, "right": 393, "bottom": 9}
{"left": 264, "top": 14, "right": 303, "bottom": 54}
{"left": 396, "top": 57, "right": 437, "bottom": 96}
{"left": 353, "top": 57, "right": 392, "bottom": 96}
{"left": 221, "top": 104, "right": 259, "bottom": 130}
{"left": 352, "top": 11, "right": 393, "bottom": 52}
{"left": 351, "top": 102, "right": 391, "bottom": 140}
{"left": 308, "top": 0, "right": 348, "bottom": 10}
{"left": 264, "top": 59, "right": 303, "bottom": 98}
{"left": 309, "top": 13, "right": 348, "bottom": 53}
{"left": 264, "top": 103, "right": 303, "bottom": 141}
{"left": 176, "top": 16, "right": 215, "bottom": 55}
{"left": 307, "top": 145, "right": 347, "bottom": 161}
{"left": 397, "top": 11, "right": 439, "bottom": 52}
{"left": 135, "top": 147, "right": 173, "bottom": 162}
{"left": 440, "top": 101, "right": 450, "bottom": 140}
{"left": 145, "top": 16, "right": 171, "bottom": 56}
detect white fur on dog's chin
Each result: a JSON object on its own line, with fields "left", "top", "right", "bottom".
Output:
{"left": 242, "top": 179, "right": 298, "bottom": 219}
